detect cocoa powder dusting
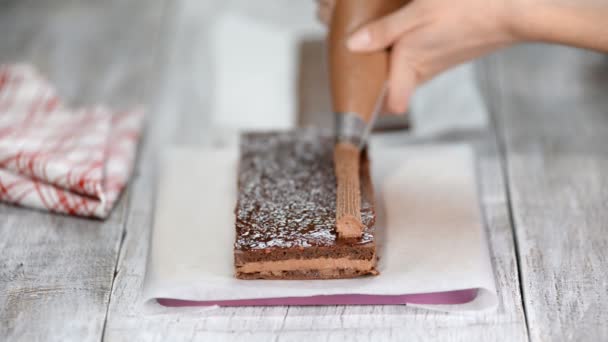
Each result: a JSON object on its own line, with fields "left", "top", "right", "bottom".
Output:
{"left": 234, "top": 130, "right": 375, "bottom": 250}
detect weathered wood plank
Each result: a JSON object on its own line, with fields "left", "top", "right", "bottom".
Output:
{"left": 491, "top": 44, "right": 608, "bottom": 341}
{"left": 0, "top": 1, "right": 166, "bottom": 341}
{"left": 102, "top": 1, "right": 527, "bottom": 340}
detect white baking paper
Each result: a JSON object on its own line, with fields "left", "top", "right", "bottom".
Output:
{"left": 142, "top": 143, "right": 497, "bottom": 312}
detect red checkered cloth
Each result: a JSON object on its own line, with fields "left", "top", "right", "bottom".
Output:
{"left": 0, "top": 64, "right": 145, "bottom": 218}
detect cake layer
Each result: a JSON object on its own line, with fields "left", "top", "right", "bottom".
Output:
{"left": 234, "top": 244, "right": 376, "bottom": 264}
{"left": 237, "top": 266, "right": 378, "bottom": 280}
{"left": 236, "top": 257, "right": 375, "bottom": 274}
{"left": 234, "top": 130, "right": 378, "bottom": 279}
{"left": 235, "top": 130, "right": 375, "bottom": 250}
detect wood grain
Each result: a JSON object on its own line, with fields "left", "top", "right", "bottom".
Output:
{"left": 101, "top": 1, "right": 527, "bottom": 341}
{"left": 9, "top": 0, "right": 607, "bottom": 341}
{"left": 488, "top": 44, "right": 608, "bottom": 342}
{"left": 0, "top": 1, "right": 166, "bottom": 341}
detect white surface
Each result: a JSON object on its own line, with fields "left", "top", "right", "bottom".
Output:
{"left": 209, "top": 12, "right": 298, "bottom": 130}
{"left": 143, "top": 144, "right": 497, "bottom": 312}
{"left": 207, "top": 2, "right": 324, "bottom": 132}
{"left": 409, "top": 62, "right": 488, "bottom": 136}
{"left": 11, "top": 0, "right": 606, "bottom": 340}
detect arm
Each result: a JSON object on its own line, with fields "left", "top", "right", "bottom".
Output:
{"left": 318, "top": 0, "right": 608, "bottom": 113}
{"left": 513, "top": 1, "right": 608, "bottom": 51}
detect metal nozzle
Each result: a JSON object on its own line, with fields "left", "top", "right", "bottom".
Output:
{"left": 335, "top": 112, "right": 367, "bottom": 149}
{"left": 334, "top": 84, "right": 387, "bottom": 149}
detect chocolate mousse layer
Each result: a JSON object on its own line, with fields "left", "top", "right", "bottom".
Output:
{"left": 234, "top": 130, "right": 378, "bottom": 280}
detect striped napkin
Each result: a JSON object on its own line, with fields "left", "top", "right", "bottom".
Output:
{"left": 0, "top": 64, "right": 144, "bottom": 218}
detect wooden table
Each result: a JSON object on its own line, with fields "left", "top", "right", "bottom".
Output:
{"left": 1, "top": 1, "right": 607, "bottom": 341}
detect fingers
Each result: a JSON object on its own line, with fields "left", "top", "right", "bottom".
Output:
{"left": 316, "top": 0, "right": 334, "bottom": 25}
{"left": 347, "top": 3, "right": 423, "bottom": 52}
{"left": 386, "top": 48, "right": 417, "bottom": 114}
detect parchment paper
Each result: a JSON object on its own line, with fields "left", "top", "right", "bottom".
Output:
{"left": 142, "top": 143, "right": 497, "bottom": 312}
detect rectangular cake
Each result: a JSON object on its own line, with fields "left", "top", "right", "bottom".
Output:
{"left": 234, "top": 130, "right": 378, "bottom": 280}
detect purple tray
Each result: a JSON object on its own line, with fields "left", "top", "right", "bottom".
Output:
{"left": 158, "top": 289, "right": 478, "bottom": 307}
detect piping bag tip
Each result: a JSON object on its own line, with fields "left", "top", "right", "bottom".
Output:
{"left": 334, "top": 141, "right": 364, "bottom": 239}
{"left": 336, "top": 214, "right": 365, "bottom": 240}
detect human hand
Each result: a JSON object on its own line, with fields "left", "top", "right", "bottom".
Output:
{"left": 317, "top": 0, "right": 518, "bottom": 113}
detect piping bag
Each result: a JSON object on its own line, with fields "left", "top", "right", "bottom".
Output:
{"left": 329, "top": 0, "right": 405, "bottom": 239}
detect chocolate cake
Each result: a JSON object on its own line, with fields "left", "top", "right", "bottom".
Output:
{"left": 234, "top": 130, "right": 378, "bottom": 280}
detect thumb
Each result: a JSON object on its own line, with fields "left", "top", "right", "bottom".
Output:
{"left": 347, "top": 4, "right": 421, "bottom": 52}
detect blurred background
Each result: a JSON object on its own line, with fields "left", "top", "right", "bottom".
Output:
{"left": 192, "top": 0, "right": 488, "bottom": 142}
{"left": 0, "top": 0, "right": 494, "bottom": 149}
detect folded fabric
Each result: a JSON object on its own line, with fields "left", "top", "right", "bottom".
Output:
{"left": 0, "top": 64, "right": 144, "bottom": 218}
{"left": 143, "top": 143, "right": 497, "bottom": 312}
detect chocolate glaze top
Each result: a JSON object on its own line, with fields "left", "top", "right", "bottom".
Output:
{"left": 235, "top": 130, "right": 375, "bottom": 250}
